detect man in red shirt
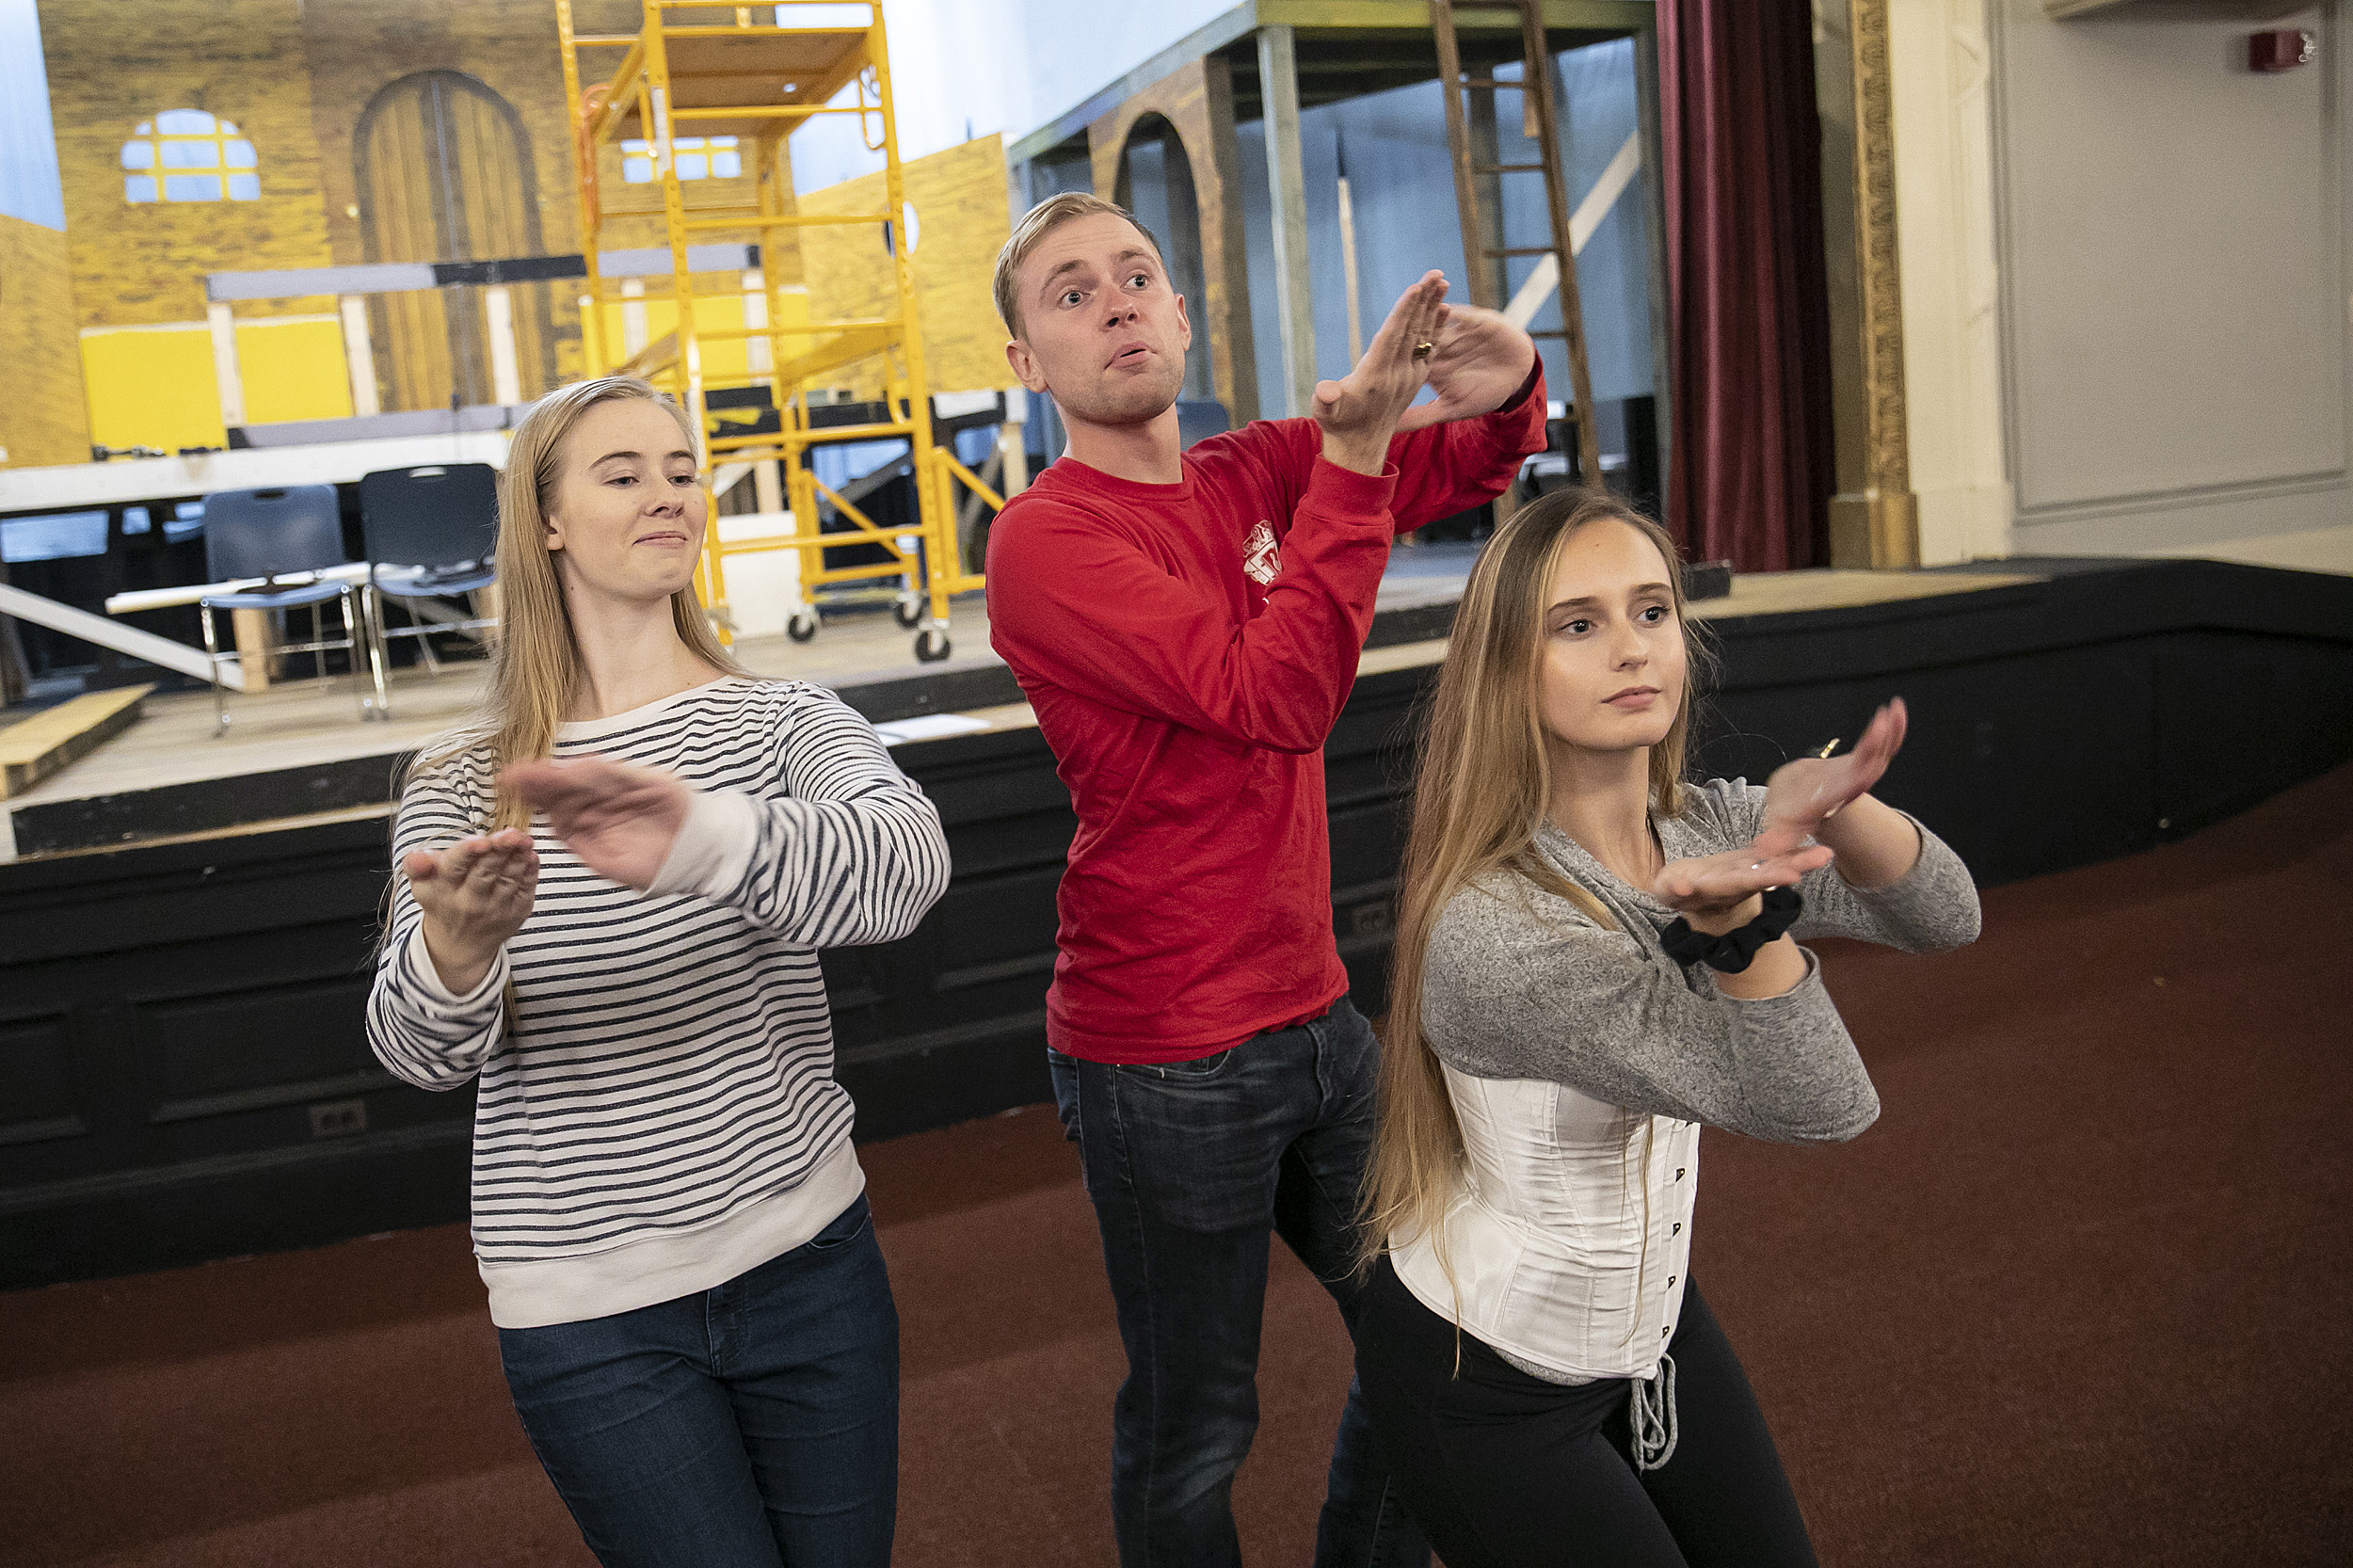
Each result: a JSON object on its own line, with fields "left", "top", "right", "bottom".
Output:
{"left": 986, "top": 192, "right": 1545, "bottom": 1568}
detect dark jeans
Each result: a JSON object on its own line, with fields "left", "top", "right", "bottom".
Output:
{"left": 497, "top": 1193, "right": 899, "bottom": 1568}
{"left": 1049, "top": 997, "right": 1430, "bottom": 1568}
{"left": 1354, "top": 1257, "right": 1817, "bottom": 1568}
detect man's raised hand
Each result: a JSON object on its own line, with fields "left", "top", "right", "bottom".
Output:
{"left": 407, "top": 828, "right": 538, "bottom": 995}
{"left": 1312, "top": 271, "right": 1450, "bottom": 475}
{"left": 504, "top": 756, "right": 692, "bottom": 892}
{"left": 1393, "top": 304, "right": 1539, "bottom": 432}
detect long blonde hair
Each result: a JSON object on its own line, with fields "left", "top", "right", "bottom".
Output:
{"left": 407, "top": 375, "right": 743, "bottom": 826}
{"left": 1357, "top": 488, "right": 1713, "bottom": 1276}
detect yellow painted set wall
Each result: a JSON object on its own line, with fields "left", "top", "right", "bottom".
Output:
{"left": 30, "top": 0, "right": 830, "bottom": 453}
{"left": 79, "top": 329, "right": 217, "bottom": 451}
{"left": 238, "top": 319, "right": 354, "bottom": 424}
{"left": 585, "top": 289, "right": 814, "bottom": 385}
{"left": 40, "top": 0, "right": 344, "bottom": 449}
{"left": 797, "top": 135, "right": 1018, "bottom": 399}
{"left": 0, "top": 214, "right": 91, "bottom": 467}
{"left": 40, "top": 0, "right": 337, "bottom": 328}
{"left": 79, "top": 318, "right": 353, "bottom": 451}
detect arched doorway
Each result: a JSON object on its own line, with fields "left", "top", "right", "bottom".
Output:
{"left": 355, "top": 71, "right": 554, "bottom": 411}
{"left": 1114, "top": 115, "right": 1214, "bottom": 405}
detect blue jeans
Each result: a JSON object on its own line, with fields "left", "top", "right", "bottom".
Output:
{"left": 1050, "top": 998, "right": 1431, "bottom": 1568}
{"left": 497, "top": 1193, "right": 898, "bottom": 1568}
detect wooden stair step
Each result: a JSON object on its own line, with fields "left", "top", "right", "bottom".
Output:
{"left": 0, "top": 684, "right": 156, "bottom": 799}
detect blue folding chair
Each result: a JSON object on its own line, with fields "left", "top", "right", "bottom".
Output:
{"left": 1176, "top": 398, "right": 1231, "bottom": 450}
{"left": 196, "top": 484, "right": 368, "bottom": 736}
{"left": 357, "top": 464, "right": 500, "bottom": 717}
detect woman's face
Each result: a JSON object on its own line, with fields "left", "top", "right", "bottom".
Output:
{"left": 542, "top": 398, "right": 707, "bottom": 607}
{"left": 1534, "top": 518, "right": 1687, "bottom": 759}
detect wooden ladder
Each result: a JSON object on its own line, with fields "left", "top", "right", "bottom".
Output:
{"left": 1431, "top": 0, "right": 1603, "bottom": 485}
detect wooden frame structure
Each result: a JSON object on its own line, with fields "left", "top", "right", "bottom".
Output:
{"left": 1012, "top": 0, "right": 1932, "bottom": 569}
{"left": 1009, "top": 1, "right": 1659, "bottom": 424}
{"left": 558, "top": 0, "right": 989, "bottom": 662}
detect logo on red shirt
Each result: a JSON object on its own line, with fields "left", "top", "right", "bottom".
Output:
{"left": 1242, "top": 520, "right": 1280, "bottom": 585}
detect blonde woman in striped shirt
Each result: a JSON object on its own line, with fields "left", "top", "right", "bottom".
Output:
{"left": 368, "top": 376, "right": 949, "bottom": 1568}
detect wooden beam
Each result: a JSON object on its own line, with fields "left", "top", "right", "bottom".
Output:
{"left": 1005, "top": 1, "right": 1649, "bottom": 165}
{"left": 0, "top": 583, "right": 240, "bottom": 690}
{"left": 0, "top": 684, "right": 152, "bottom": 799}
{"left": 1257, "top": 0, "right": 1650, "bottom": 25}
{"left": 1633, "top": 22, "right": 1673, "bottom": 494}
{"left": 1086, "top": 57, "right": 1262, "bottom": 422}
{"left": 1257, "top": 24, "right": 1317, "bottom": 415}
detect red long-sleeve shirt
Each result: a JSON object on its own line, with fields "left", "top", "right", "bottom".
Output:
{"left": 986, "top": 373, "right": 1547, "bottom": 1063}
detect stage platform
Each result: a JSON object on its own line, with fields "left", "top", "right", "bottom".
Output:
{"left": 0, "top": 547, "right": 2038, "bottom": 862}
{"left": 2, "top": 552, "right": 2348, "bottom": 1288}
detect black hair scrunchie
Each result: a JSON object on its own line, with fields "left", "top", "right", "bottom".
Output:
{"left": 1658, "top": 886, "right": 1803, "bottom": 974}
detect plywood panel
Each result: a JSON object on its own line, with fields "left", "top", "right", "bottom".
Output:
{"left": 81, "top": 326, "right": 224, "bottom": 451}
{"left": 796, "top": 135, "right": 1018, "bottom": 398}
{"left": 234, "top": 319, "right": 355, "bottom": 424}
{"left": 0, "top": 215, "right": 91, "bottom": 467}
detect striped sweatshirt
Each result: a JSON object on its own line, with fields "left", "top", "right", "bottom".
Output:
{"left": 367, "top": 677, "right": 951, "bottom": 1329}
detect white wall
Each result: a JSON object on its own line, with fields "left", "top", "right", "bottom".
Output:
{"left": 0, "top": 0, "right": 64, "bottom": 230}
{"left": 1982, "top": 0, "right": 2350, "bottom": 573}
{"left": 788, "top": 0, "right": 1237, "bottom": 193}
{"left": 1888, "top": 0, "right": 2011, "bottom": 567}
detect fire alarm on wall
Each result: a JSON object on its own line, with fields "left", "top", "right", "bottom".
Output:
{"left": 2249, "top": 30, "right": 2317, "bottom": 72}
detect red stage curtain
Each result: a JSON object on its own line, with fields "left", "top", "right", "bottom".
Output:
{"left": 1657, "top": 0, "right": 1837, "bottom": 572}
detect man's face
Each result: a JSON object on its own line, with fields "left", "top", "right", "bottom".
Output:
{"left": 1005, "top": 211, "right": 1192, "bottom": 430}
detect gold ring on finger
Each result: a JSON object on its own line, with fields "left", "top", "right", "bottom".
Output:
{"left": 1413, "top": 341, "right": 1434, "bottom": 360}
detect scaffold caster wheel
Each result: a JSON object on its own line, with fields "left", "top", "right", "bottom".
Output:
{"left": 787, "top": 610, "right": 819, "bottom": 643}
{"left": 914, "top": 628, "right": 952, "bottom": 663}
{"left": 892, "top": 594, "right": 922, "bottom": 628}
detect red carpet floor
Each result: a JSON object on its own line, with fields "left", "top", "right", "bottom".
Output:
{"left": 4, "top": 766, "right": 2348, "bottom": 1566}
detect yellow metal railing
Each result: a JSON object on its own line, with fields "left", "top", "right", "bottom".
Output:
{"left": 556, "top": 0, "right": 981, "bottom": 662}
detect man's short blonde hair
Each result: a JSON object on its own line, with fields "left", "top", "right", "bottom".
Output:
{"left": 993, "top": 192, "right": 1164, "bottom": 339}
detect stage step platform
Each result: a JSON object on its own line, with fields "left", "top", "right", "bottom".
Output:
{"left": 0, "top": 550, "right": 2047, "bottom": 862}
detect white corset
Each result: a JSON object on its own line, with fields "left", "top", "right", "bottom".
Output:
{"left": 1390, "top": 1063, "right": 1700, "bottom": 1381}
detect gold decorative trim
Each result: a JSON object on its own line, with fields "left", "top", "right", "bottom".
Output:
{"left": 1829, "top": 0, "right": 1921, "bottom": 568}
{"left": 1845, "top": 0, "right": 1920, "bottom": 565}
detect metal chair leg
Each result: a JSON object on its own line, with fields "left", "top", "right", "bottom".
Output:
{"left": 200, "top": 604, "right": 228, "bottom": 736}
{"left": 414, "top": 600, "right": 443, "bottom": 678}
{"left": 363, "top": 584, "right": 392, "bottom": 720}
{"left": 311, "top": 602, "right": 328, "bottom": 686}
{"left": 341, "top": 589, "right": 370, "bottom": 722}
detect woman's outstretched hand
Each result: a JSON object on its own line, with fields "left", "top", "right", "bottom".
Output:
{"left": 1751, "top": 698, "right": 1908, "bottom": 861}
{"left": 1651, "top": 842, "right": 1834, "bottom": 936}
{"left": 1313, "top": 271, "right": 1450, "bottom": 475}
{"left": 504, "top": 757, "right": 692, "bottom": 892}
{"left": 1392, "top": 304, "right": 1537, "bottom": 432}
{"left": 406, "top": 828, "right": 538, "bottom": 994}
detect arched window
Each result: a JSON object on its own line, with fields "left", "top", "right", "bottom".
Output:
{"left": 121, "top": 110, "right": 259, "bottom": 203}
{"left": 620, "top": 135, "right": 741, "bottom": 183}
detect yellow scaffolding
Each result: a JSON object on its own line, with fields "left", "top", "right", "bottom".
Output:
{"left": 557, "top": 0, "right": 988, "bottom": 663}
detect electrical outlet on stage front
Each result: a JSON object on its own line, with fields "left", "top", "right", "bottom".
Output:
{"left": 308, "top": 1098, "right": 367, "bottom": 1139}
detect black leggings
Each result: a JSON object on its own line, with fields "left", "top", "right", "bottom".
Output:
{"left": 1353, "top": 1258, "right": 1818, "bottom": 1568}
